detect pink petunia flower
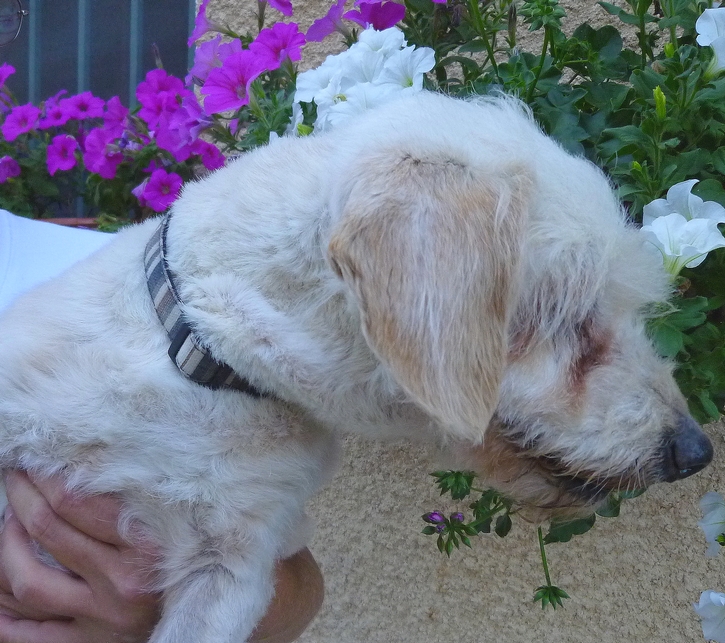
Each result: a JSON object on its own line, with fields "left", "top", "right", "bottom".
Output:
{"left": 103, "top": 96, "right": 129, "bottom": 139}
{"left": 306, "top": 0, "right": 349, "bottom": 42}
{"left": 186, "top": 37, "right": 245, "bottom": 87}
{"left": 0, "top": 92, "right": 11, "bottom": 115}
{"left": 38, "top": 103, "right": 71, "bottom": 129}
{"left": 191, "top": 139, "right": 225, "bottom": 171}
{"left": 155, "top": 113, "right": 195, "bottom": 162}
{"left": 1, "top": 103, "right": 41, "bottom": 141}
{"left": 200, "top": 50, "right": 266, "bottom": 114}
{"left": 136, "top": 69, "right": 189, "bottom": 129}
{"left": 187, "top": 35, "right": 223, "bottom": 85}
{"left": 131, "top": 178, "right": 149, "bottom": 207}
{"left": 266, "top": 0, "right": 294, "bottom": 16}
{"left": 46, "top": 134, "right": 79, "bottom": 176}
{"left": 344, "top": 1, "right": 406, "bottom": 30}
{"left": 137, "top": 68, "right": 186, "bottom": 102}
{"left": 188, "top": 0, "right": 224, "bottom": 46}
{"left": 166, "top": 94, "right": 213, "bottom": 146}
{"left": 250, "top": 22, "right": 306, "bottom": 72}
{"left": 139, "top": 169, "right": 183, "bottom": 212}
{"left": 83, "top": 127, "right": 124, "bottom": 179}
{"left": 0, "top": 155, "right": 21, "bottom": 183}
{"left": 59, "top": 91, "right": 105, "bottom": 120}
{"left": 0, "top": 63, "right": 15, "bottom": 87}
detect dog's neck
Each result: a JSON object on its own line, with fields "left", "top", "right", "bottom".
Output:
{"left": 159, "top": 144, "right": 438, "bottom": 442}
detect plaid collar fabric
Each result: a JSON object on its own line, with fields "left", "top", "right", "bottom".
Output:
{"left": 144, "top": 214, "right": 265, "bottom": 397}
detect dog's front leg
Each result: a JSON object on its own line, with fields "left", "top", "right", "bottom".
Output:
{"left": 150, "top": 557, "right": 275, "bottom": 643}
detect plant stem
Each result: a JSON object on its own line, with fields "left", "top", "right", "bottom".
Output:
{"left": 526, "top": 27, "right": 550, "bottom": 103}
{"left": 257, "top": 0, "right": 266, "bottom": 33}
{"left": 467, "top": 0, "right": 500, "bottom": 80}
{"left": 537, "top": 526, "right": 553, "bottom": 587}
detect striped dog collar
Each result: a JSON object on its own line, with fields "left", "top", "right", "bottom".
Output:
{"left": 144, "top": 214, "right": 265, "bottom": 397}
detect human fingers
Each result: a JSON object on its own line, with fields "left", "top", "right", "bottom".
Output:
{"left": 0, "top": 509, "right": 55, "bottom": 621}
{"left": 4, "top": 471, "right": 126, "bottom": 590}
{"left": 0, "top": 509, "right": 93, "bottom": 619}
{"left": 23, "top": 471, "right": 125, "bottom": 547}
{"left": 0, "top": 614, "right": 86, "bottom": 643}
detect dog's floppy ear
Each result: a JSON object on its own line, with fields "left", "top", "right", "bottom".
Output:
{"left": 328, "top": 152, "right": 531, "bottom": 443}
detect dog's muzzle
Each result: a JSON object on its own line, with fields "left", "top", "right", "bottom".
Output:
{"left": 660, "top": 414, "right": 714, "bottom": 482}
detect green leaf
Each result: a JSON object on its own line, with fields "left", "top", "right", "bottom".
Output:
{"left": 544, "top": 514, "right": 596, "bottom": 544}
{"left": 650, "top": 323, "right": 685, "bottom": 358}
{"left": 697, "top": 390, "right": 721, "bottom": 421}
{"left": 495, "top": 514, "right": 513, "bottom": 538}
{"left": 618, "top": 488, "right": 646, "bottom": 499}
{"left": 595, "top": 493, "right": 622, "bottom": 517}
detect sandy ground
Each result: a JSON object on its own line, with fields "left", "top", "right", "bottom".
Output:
{"left": 201, "top": 2, "right": 724, "bottom": 641}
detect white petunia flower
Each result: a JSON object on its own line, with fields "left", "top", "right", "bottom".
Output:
{"left": 696, "top": 8, "right": 725, "bottom": 77}
{"left": 694, "top": 590, "right": 725, "bottom": 643}
{"left": 699, "top": 491, "right": 725, "bottom": 557}
{"left": 643, "top": 179, "right": 725, "bottom": 226}
{"left": 293, "top": 27, "right": 436, "bottom": 132}
{"left": 357, "top": 26, "right": 407, "bottom": 55}
{"left": 640, "top": 212, "right": 725, "bottom": 276}
{"left": 318, "top": 82, "right": 402, "bottom": 131}
{"left": 336, "top": 47, "right": 388, "bottom": 89}
{"left": 294, "top": 59, "right": 343, "bottom": 104}
{"left": 378, "top": 46, "right": 436, "bottom": 90}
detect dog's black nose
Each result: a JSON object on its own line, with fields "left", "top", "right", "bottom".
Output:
{"left": 662, "top": 414, "right": 714, "bottom": 482}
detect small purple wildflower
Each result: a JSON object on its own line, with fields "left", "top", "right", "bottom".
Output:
{"left": 450, "top": 513, "right": 464, "bottom": 523}
{"left": 423, "top": 512, "right": 446, "bottom": 524}
{"left": 0, "top": 156, "right": 21, "bottom": 183}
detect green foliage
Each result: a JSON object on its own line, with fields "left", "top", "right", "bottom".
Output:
{"left": 430, "top": 470, "right": 476, "bottom": 500}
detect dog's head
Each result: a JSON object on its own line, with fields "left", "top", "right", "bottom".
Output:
{"left": 327, "top": 94, "right": 712, "bottom": 517}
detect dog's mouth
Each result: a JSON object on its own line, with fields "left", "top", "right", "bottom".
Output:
{"left": 468, "top": 421, "right": 648, "bottom": 517}
{"left": 533, "top": 454, "right": 632, "bottom": 504}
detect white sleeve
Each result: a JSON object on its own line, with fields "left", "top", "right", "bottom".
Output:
{"left": 0, "top": 210, "right": 113, "bottom": 313}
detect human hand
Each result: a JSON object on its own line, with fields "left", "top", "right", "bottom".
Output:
{"left": 0, "top": 469, "right": 160, "bottom": 643}
{"left": 0, "top": 471, "right": 324, "bottom": 643}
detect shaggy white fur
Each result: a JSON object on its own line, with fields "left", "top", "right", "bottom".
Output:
{"left": 0, "top": 92, "right": 709, "bottom": 642}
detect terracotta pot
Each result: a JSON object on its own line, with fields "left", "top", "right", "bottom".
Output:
{"left": 47, "top": 218, "right": 99, "bottom": 228}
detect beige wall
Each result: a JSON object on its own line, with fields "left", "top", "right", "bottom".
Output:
{"left": 197, "top": 3, "right": 725, "bottom": 642}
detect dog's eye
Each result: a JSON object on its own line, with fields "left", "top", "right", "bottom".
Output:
{"left": 571, "top": 318, "right": 610, "bottom": 383}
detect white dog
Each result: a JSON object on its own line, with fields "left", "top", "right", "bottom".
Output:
{"left": 0, "top": 92, "right": 712, "bottom": 642}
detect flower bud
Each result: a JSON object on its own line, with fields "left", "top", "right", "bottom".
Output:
{"left": 508, "top": 4, "right": 517, "bottom": 47}
{"left": 664, "top": 42, "right": 676, "bottom": 58}
{"left": 451, "top": 512, "right": 464, "bottom": 523}
{"left": 653, "top": 86, "right": 667, "bottom": 120}
{"left": 423, "top": 511, "right": 446, "bottom": 524}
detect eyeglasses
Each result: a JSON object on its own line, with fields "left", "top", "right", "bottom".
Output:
{"left": 0, "top": 0, "right": 28, "bottom": 47}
